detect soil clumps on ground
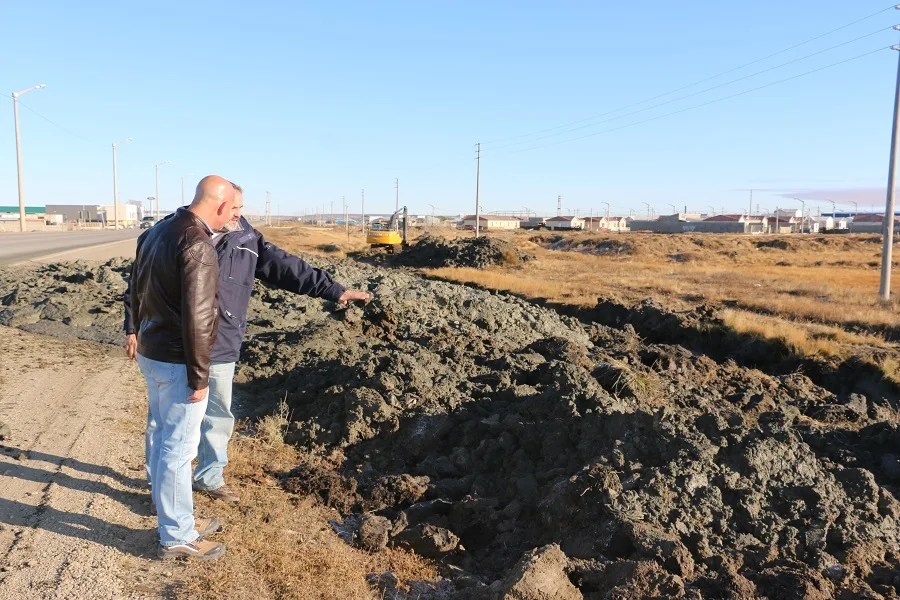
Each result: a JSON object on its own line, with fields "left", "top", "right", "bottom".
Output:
{"left": 367, "top": 234, "right": 535, "bottom": 269}
{"left": 1, "top": 257, "right": 899, "bottom": 599}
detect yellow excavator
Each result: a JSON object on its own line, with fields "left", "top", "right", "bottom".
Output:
{"left": 366, "top": 206, "right": 408, "bottom": 254}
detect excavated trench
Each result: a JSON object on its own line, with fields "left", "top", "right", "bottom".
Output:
{"left": 1, "top": 259, "right": 899, "bottom": 599}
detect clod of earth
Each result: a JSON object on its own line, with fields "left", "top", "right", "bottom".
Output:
{"left": 369, "top": 233, "right": 535, "bottom": 269}
{"left": 1, "top": 257, "right": 899, "bottom": 599}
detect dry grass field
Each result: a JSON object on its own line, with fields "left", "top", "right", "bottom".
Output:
{"left": 184, "top": 404, "right": 436, "bottom": 600}
{"left": 260, "top": 224, "right": 900, "bottom": 364}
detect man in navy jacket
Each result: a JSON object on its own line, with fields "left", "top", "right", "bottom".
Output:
{"left": 125, "top": 184, "right": 369, "bottom": 503}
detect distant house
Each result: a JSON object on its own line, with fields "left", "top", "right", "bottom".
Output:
{"left": 630, "top": 213, "right": 704, "bottom": 233}
{"left": 808, "top": 216, "right": 833, "bottom": 233}
{"left": 583, "top": 216, "right": 629, "bottom": 232}
{"left": 702, "top": 214, "right": 769, "bottom": 234}
{"left": 521, "top": 216, "right": 549, "bottom": 230}
{"left": 850, "top": 214, "right": 899, "bottom": 233}
{"left": 546, "top": 216, "right": 585, "bottom": 231}
{"left": 461, "top": 215, "right": 521, "bottom": 230}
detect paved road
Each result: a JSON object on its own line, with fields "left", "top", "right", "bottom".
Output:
{"left": 0, "top": 230, "right": 141, "bottom": 265}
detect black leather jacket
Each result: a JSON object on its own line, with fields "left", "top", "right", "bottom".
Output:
{"left": 130, "top": 208, "right": 219, "bottom": 389}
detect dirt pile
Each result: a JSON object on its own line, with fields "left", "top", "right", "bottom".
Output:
{"left": 2, "top": 258, "right": 900, "bottom": 599}
{"left": 533, "top": 235, "right": 634, "bottom": 257}
{"left": 386, "top": 234, "right": 535, "bottom": 269}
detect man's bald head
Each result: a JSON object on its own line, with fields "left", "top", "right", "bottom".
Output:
{"left": 188, "top": 175, "right": 238, "bottom": 232}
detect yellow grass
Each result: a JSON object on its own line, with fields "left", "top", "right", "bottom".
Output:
{"left": 263, "top": 224, "right": 900, "bottom": 358}
{"left": 181, "top": 416, "right": 437, "bottom": 600}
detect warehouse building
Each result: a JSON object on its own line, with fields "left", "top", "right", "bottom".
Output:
{"left": 461, "top": 215, "right": 521, "bottom": 230}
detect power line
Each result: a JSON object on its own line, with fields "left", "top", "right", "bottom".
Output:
{"left": 483, "top": 4, "right": 899, "bottom": 146}
{"left": 488, "top": 26, "right": 895, "bottom": 151}
{"left": 1, "top": 96, "right": 95, "bottom": 143}
{"left": 485, "top": 46, "right": 890, "bottom": 157}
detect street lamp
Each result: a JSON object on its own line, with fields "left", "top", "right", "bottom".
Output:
{"left": 155, "top": 160, "right": 170, "bottom": 222}
{"left": 112, "top": 137, "right": 133, "bottom": 229}
{"left": 11, "top": 84, "right": 46, "bottom": 232}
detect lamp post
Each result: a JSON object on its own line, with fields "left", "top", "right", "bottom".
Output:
{"left": 155, "top": 161, "right": 170, "bottom": 222}
{"left": 112, "top": 137, "right": 133, "bottom": 229}
{"left": 12, "top": 84, "right": 46, "bottom": 232}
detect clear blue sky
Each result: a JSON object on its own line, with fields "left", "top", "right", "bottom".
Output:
{"left": 2, "top": 0, "right": 899, "bottom": 218}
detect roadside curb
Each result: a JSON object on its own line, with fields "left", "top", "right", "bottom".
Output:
{"left": 10, "top": 237, "right": 138, "bottom": 266}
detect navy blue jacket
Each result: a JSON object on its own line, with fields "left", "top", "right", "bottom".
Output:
{"left": 124, "top": 215, "right": 346, "bottom": 363}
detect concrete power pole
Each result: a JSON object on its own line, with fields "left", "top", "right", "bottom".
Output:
{"left": 394, "top": 178, "right": 399, "bottom": 213}
{"left": 265, "top": 191, "right": 271, "bottom": 226}
{"left": 557, "top": 195, "right": 562, "bottom": 217}
{"left": 475, "top": 143, "right": 481, "bottom": 238}
{"left": 880, "top": 40, "right": 900, "bottom": 301}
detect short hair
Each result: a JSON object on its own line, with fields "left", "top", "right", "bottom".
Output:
{"left": 230, "top": 182, "right": 243, "bottom": 193}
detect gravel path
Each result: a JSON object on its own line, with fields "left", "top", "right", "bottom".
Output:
{"left": 0, "top": 326, "right": 181, "bottom": 599}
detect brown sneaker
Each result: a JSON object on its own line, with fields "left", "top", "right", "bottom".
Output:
{"left": 157, "top": 538, "right": 226, "bottom": 561}
{"left": 199, "top": 483, "right": 239, "bottom": 504}
{"left": 194, "top": 517, "right": 223, "bottom": 537}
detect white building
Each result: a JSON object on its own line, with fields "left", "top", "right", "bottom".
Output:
{"left": 461, "top": 215, "right": 521, "bottom": 230}
{"left": 546, "top": 216, "right": 585, "bottom": 230}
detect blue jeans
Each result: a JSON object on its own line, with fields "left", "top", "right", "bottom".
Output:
{"left": 137, "top": 354, "right": 206, "bottom": 547}
{"left": 145, "top": 362, "right": 236, "bottom": 492}
{"left": 194, "top": 362, "right": 236, "bottom": 491}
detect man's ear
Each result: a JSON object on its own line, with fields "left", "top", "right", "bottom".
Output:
{"left": 216, "top": 201, "right": 228, "bottom": 216}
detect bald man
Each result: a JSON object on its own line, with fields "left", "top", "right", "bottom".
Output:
{"left": 126, "top": 183, "right": 369, "bottom": 505}
{"left": 130, "top": 175, "right": 238, "bottom": 560}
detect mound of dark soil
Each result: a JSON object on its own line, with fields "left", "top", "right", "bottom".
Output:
{"left": 390, "top": 234, "right": 534, "bottom": 269}
{"left": 756, "top": 239, "right": 793, "bottom": 251}
{"left": 533, "top": 235, "right": 633, "bottom": 256}
{"left": 2, "top": 258, "right": 899, "bottom": 599}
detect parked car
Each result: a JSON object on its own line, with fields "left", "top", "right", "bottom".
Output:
{"left": 139, "top": 217, "right": 156, "bottom": 229}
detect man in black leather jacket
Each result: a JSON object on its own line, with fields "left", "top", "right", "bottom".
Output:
{"left": 125, "top": 183, "right": 368, "bottom": 506}
{"left": 131, "top": 175, "right": 238, "bottom": 561}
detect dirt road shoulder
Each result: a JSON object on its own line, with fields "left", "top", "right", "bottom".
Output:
{"left": 0, "top": 325, "right": 182, "bottom": 599}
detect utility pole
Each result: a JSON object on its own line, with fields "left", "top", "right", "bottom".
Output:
{"left": 155, "top": 160, "right": 170, "bottom": 222}
{"left": 112, "top": 137, "right": 132, "bottom": 230}
{"left": 798, "top": 199, "right": 806, "bottom": 233}
{"left": 428, "top": 203, "right": 436, "bottom": 227}
{"left": 603, "top": 201, "right": 611, "bottom": 222}
{"left": 12, "top": 84, "right": 45, "bottom": 232}
{"left": 644, "top": 202, "right": 652, "bottom": 218}
{"left": 880, "top": 40, "right": 900, "bottom": 301}
{"left": 557, "top": 195, "right": 562, "bottom": 216}
{"left": 749, "top": 190, "right": 753, "bottom": 219}
{"left": 475, "top": 143, "right": 481, "bottom": 238}
{"left": 394, "top": 178, "right": 400, "bottom": 212}
{"left": 708, "top": 205, "right": 715, "bottom": 216}
{"left": 265, "top": 191, "right": 271, "bottom": 226}
{"left": 775, "top": 206, "right": 779, "bottom": 234}
{"left": 362, "top": 189, "right": 366, "bottom": 233}
{"left": 668, "top": 204, "right": 677, "bottom": 214}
